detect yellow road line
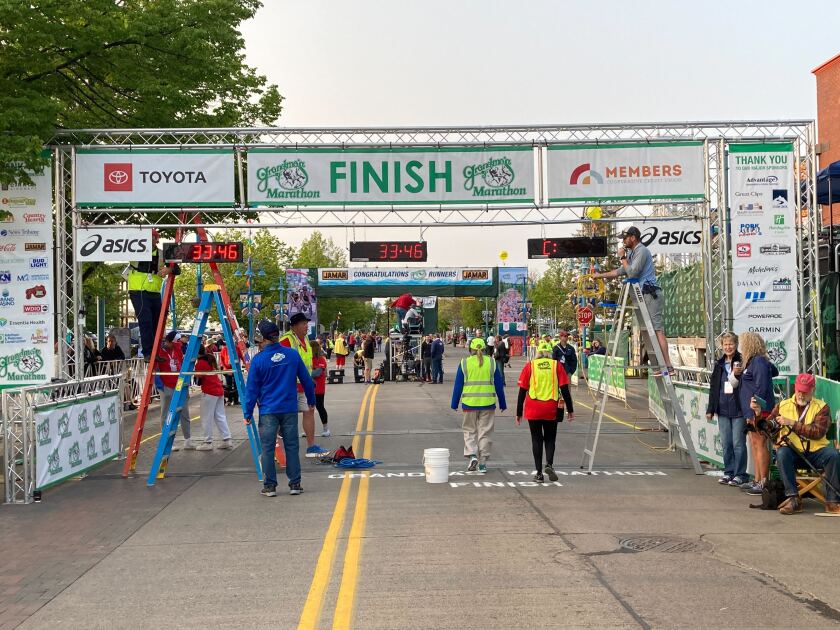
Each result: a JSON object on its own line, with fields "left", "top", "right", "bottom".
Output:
{"left": 124, "top": 415, "right": 202, "bottom": 452}
{"left": 333, "top": 385, "right": 378, "bottom": 629}
{"left": 575, "top": 400, "right": 652, "bottom": 431}
{"left": 297, "top": 386, "right": 373, "bottom": 630}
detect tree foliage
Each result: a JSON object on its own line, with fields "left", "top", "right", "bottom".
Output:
{"left": 529, "top": 260, "right": 578, "bottom": 332}
{"left": 0, "top": 0, "right": 282, "bottom": 184}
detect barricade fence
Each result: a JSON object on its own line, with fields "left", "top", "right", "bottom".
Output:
{"left": 2, "top": 374, "right": 124, "bottom": 504}
{"left": 89, "top": 358, "right": 155, "bottom": 408}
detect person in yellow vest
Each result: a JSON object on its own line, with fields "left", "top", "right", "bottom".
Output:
{"left": 280, "top": 312, "right": 328, "bottom": 458}
{"left": 515, "top": 341, "right": 574, "bottom": 483}
{"left": 751, "top": 373, "right": 840, "bottom": 516}
{"left": 450, "top": 338, "right": 507, "bottom": 474}
{"left": 127, "top": 231, "right": 178, "bottom": 360}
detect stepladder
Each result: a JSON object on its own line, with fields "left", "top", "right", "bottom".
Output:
{"left": 580, "top": 279, "right": 703, "bottom": 475}
{"left": 147, "top": 285, "right": 263, "bottom": 486}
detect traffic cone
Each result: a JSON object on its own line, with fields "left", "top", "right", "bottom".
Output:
{"left": 274, "top": 438, "right": 286, "bottom": 469}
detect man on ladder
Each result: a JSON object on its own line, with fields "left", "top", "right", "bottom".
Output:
{"left": 592, "top": 226, "right": 672, "bottom": 375}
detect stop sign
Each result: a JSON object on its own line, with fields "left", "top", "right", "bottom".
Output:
{"left": 577, "top": 306, "right": 594, "bottom": 326}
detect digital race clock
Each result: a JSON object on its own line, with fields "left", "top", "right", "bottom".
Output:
{"left": 349, "top": 241, "right": 428, "bottom": 262}
{"left": 527, "top": 237, "right": 608, "bottom": 259}
{"left": 162, "top": 242, "right": 244, "bottom": 263}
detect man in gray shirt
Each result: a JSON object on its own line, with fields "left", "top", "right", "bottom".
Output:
{"left": 592, "top": 226, "right": 672, "bottom": 374}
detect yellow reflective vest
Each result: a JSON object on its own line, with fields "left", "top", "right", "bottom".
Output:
{"left": 281, "top": 331, "right": 313, "bottom": 373}
{"left": 775, "top": 397, "right": 830, "bottom": 453}
{"left": 459, "top": 355, "right": 496, "bottom": 408}
{"left": 528, "top": 358, "right": 559, "bottom": 401}
{"left": 127, "top": 268, "right": 163, "bottom": 293}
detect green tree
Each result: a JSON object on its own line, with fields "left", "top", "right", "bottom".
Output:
{"left": 1, "top": 0, "right": 282, "bottom": 184}
{"left": 530, "top": 260, "right": 578, "bottom": 332}
{"left": 82, "top": 263, "right": 126, "bottom": 335}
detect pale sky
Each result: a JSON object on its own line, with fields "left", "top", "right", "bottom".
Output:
{"left": 241, "top": 0, "right": 840, "bottom": 270}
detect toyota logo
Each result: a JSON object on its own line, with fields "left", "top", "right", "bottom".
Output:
{"left": 108, "top": 170, "right": 129, "bottom": 185}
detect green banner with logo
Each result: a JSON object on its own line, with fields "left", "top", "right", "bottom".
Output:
{"left": 587, "top": 354, "right": 626, "bottom": 401}
{"left": 247, "top": 147, "right": 535, "bottom": 206}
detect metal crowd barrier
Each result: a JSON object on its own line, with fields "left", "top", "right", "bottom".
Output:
{"left": 90, "top": 358, "right": 155, "bottom": 408}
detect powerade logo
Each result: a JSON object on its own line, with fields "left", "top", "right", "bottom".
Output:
{"left": 79, "top": 234, "right": 148, "bottom": 257}
{"left": 639, "top": 226, "right": 701, "bottom": 247}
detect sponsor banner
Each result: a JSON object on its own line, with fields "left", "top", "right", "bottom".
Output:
{"left": 34, "top": 391, "right": 121, "bottom": 489}
{"left": 285, "top": 268, "right": 318, "bottom": 334}
{"left": 497, "top": 267, "right": 528, "bottom": 330}
{"left": 649, "top": 377, "right": 721, "bottom": 466}
{"left": 629, "top": 220, "right": 702, "bottom": 255}
{"left": 0, "top": 165, "right": 54, "bottom": 389}
{"left": 727, "top": 143, "right": 798, "bottom": 374}
{"left": 587, "top": 354, "right": 626, "bottom": 402}
{"left": 247, "top": 147, "right": 535, "bottom": 206}
{"left": 75, "top": 149, "right": 235, "bottom": 207}
{"left": 318, "top": 267, "right": 493, "bottom": 287}
{"left": 547, "top": 142, "right": 706, "bottom": 202}
{"left": 75, "top": 227, "right": 153, "bottom": 262}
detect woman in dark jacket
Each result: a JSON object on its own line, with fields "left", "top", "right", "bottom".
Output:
{"left": 736, "top": 331, "right": 779, "bottom": 495}
{"left": 705, "top": 332, "right": 746, "bottom": 486}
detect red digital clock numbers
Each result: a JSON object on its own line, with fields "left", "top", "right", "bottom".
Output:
{"left": 163, "top": 241, "right": 244, "bottom": 263}
{"left": 350, "top": 241, "right": 428, "bottom": 262}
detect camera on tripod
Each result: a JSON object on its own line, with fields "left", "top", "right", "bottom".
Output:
{"left": 749, "top": 416, "right": 782, "bottom": 435}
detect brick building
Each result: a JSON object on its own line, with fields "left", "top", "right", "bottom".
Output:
{"left": 813, "top": 53, "right": 840, "bottom": 226}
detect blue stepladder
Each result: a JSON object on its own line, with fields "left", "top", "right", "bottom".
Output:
{"left": 147, "top": 284, "right": 262, "bottom": 486}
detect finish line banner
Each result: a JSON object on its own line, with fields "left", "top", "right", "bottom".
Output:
{"left": 319, "top": 268, "right": 494, "bottom": 287}
{"left": 727, "top": 142, "right": 799, "bottom": 375}
{"left": 247, "top": 147, "right": 535, "bottom": 206}
{"left": 547, "top": 142, "right": 706, "bottom": 202}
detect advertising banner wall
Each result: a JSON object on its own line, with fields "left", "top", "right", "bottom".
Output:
{"left": 630, "top": 219, "right": 703, "bottom": 255}
{"left": 547, "top": 142, "right": 706, "bottom": 202}
{"left": 75, "top": 227, "right": 154, "bottom": 262}
{"left": 0, "top": 164, "right": 54, "bottom": 389}
{"left": 75, "top": 149, "right": 235, "bottom": 207}
{"left": 285, "top": 268, "right": 317, "bottom": 334}
{"left": 247, "top": 147, "right": 536, "bottom": 206}
{"left": 727, "top": 143, "right": 799, "bottom": 375}
{"left": 587, "top": 355, "right": 627, "bottom": 402}
{"left": 496, "top": 267, "right": 528, "bottom": 335}
{"left": 318, "top": 268, "right": 493, "bottom": 287}
{"left": 34, "top": 390, "right": 121, "bottom": 488}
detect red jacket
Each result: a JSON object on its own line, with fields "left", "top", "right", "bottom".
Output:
{"left": 195, "top": 357, "right": 225, "bottom": 397}
{"left": 156, "top": 344, "right": 184, "bottom": 390}
{"left": 313, "top": 355, "right": 327, "bottom": 395}
{"left": 517, "top": 360, "right": 570, "bottom": 421}
{"left": 391, "top": 293, "right": 414, "bottom": 310}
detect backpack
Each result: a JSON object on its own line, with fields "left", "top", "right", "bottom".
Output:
{"left": 749, "top": 478, "right": 787, "bottom": 510}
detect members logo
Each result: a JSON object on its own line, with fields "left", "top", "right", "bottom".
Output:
{"left": 24, "top": 242, "right": 46, "bottom": 251}
{"left": 772, "top": 277, "right": 792, "bottom": 292}
{"left": 569, "top": 163, "right": 603, "bottom": 185}
{"left": 746, "top": 175, "right": 779, "bottom": 186}
{"left": 29, "top": 257, "right": 48, "bottom": 268}
{"left": 22, "top": 213, "right": 46, "bottom": 223}
{"left": 772, "top": 189, "right": 788, "bottom": 208}
{"left": 256, "top": 160, "right": 320, "bottom": 200}
{"left": 736, "top": 243, "right": 751, "bottom": 257}
{"left": 104, "top": 163, "right": 133, "bottom": 191}
{"left": 78, "top": 234, "right": 149, "bottom": 258}
{"left": 759, "top": 243, "right": 792, "bottom": 255}
{"left": 738, "top": 223, "right": 761, "bottom": 237}
{"left": 639, "top": 225, "right": 702, "bottom": 248}
{"left": 464, "top": 157, "right": 524, "bottom": 198}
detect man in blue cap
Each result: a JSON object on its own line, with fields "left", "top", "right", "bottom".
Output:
{"left": 243, "top": 319, "right": 316, "bottom": 497}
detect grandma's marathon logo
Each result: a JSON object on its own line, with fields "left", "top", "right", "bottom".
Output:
{"left": 463, "top": 157, "right": 524, "bottom": 198}
{"left": 0, "top": 348, "right": 45, "bottom": 381}
{"left": 255, "top": 160, "right": 319, "bottom": 200}
{"left": 766, "top": 340, "right": 790, "bottom": 370}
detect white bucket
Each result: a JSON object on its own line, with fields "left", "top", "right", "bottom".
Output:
{"left": 422, "top": 448, "right": 450, "bottom": 484}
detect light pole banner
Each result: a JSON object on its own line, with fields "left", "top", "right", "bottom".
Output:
{"left": 547, "top": 142, "right": 706, "bottom": 202}
{"left": 0, "top": 162, "right": 54, "bottom": 389}
{"left": 34, "top": 390, "right": 121, "bottom": 489}
{"left": 727, "top": 143, "right": 799, "bottom": 375}
{"left": 75, "top": 149, "right": 235, "bottom": 207}
{"left": 247, "top": 147, "right": 535, "bottom": 206}
{"left": 318, "top": 268, "right": 493, "bottom": 287}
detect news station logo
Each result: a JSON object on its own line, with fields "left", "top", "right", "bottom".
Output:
{"left": 0, "top": 272, "right": 10, "bottom": 284}
{"left": 23, "top": 304, "right": 48, "bottom": 314}
{"left": 736, "top": 243, "right": 751, "bottom": 257}
{"left": 104, "top": 163, "right": 133, "bottom": 192}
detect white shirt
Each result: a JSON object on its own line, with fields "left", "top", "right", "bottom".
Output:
{"left": 403, "top": 307, "right": 419, "bottom": 324}
{"left": 486, "top": 335, "right": 496, "bottom": 347}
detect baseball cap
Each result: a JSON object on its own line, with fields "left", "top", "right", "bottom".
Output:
{"left": 165, "top": 331, "right": 181, "bottom": 342}
{"left": 469, "top": 337, "right": 486, "bottom": 351}
{"left": 537, "top": 341, "right": 554, "bottom": 353}
{"left": 794, "top": 373, "right": 816, "bottom": 393}
{"left": 619, "top": 226, "right": 642, "bottom": 239}
{"left": 558, "top": 330, "right": 569, "bottom": 337}
{"left": 257, "top": 319, "right": 280, "bottom": 340}
{"left": 289, "top": 312, "right": 310, "bottom": 326}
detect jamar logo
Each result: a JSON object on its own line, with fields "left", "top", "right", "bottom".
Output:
{"left": 462, "top": 270, "right": 488, "bottom": 280}
{"left": 322, "top": 270, "right": 348, "bottom": 280}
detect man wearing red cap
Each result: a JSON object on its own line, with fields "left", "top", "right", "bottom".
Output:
{"left": 751, "top": 373, "right": 839, "bottom": 516}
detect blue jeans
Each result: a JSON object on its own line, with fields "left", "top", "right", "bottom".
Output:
{"left": 776, "top": 445, "right": 840, "bottom": 502}
{"left": 717, "top": 415, "right": 747, "bottom": 478}
{"left": 258, "top": 412, "right": 300, "bottom": 488}
{"left": 395, "top": 308, "right": 407, "bottom": 327}
{"left": 431, "top": 358, "right": 443, "bottom": 383}
{"left": 129, "top": 290, "right": 162, "bottom": 358}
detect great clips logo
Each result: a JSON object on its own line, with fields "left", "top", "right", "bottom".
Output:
{"left": 104, "top": 163, "right": 133, "bottom": 191}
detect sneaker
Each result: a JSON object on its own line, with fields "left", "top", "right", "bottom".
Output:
{"left": 718, "top": 475, "right": 733, "bottom": 485}
{"left": 196, "top": 442, "right": 213, "bottom": 451}
{"left": 289, "top": 483, "right": 302, "bottom": 496}
{"left": 260, "top": 486, "right": 277, "bottom": 497}
{"left": 305, "top": 444, "right": 329, "bottom": 458}
{"left": 182, "top": 439, "right": 196, "bottom": 450}
{"left": 728, "top": 476, "right": 746, "bottom": 487}
{"left": 746, "top": 481, "right": 765, "bottom": 496}
{"left": 218, "top": 439, "right": 233, "bottom": 450}
{"left": 467, "top": 456, "right": 478, "bottom": 472}
{"left": 300, "top": 431, "right": 307, "bottom": 438}
{"left": 533, "top": 472, "right": 545, "bottom": 483}
{"left": 544, "top": 464, "right": 558, "bottom": 482}
{"left": 739, "top": 479, "right": 755, "bottom": 490}
{"left": 321, "top": 428, "right": 331, "bottom": 438}
{"left": 477, "top": 463, "right": 487, "bottom": 474}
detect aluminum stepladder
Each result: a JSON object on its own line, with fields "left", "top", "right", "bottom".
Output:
{"left": 580, "top": 279, "right": 703, "bottom": 475}
{"left": 147, "top": 284, "right": 263, "bottom": 486}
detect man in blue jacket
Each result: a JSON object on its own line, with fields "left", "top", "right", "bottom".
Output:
{"left": 552, "top": 330, "right": 577, "bottom": 376}
{"left": 430, "top": 333, "right": 445, "bottom": 384}
{"left": 244, "top": 320, "right": 316, "bottom": 497}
